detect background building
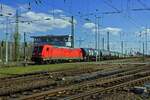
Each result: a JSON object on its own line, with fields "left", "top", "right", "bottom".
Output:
{"left": 31, "top": 35, "right": 72, "bottom": 47}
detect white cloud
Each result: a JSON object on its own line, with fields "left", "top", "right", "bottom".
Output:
{"left": 101, "top": 27, "right": 122, "bottom": 35}
{"left": 137, "top": 27, "right": 150, "bottom": 37}
{"left": 0, "top": 4, "right": 76, "bottom": 34}
{"left": 0, "top": 4, "right": 15, "bottom": 24}
{"left": 83, "top": 22, "right": 97, "bottom": 33}
{"left": 23, "top": 11, "right": 51, "bottom": 20}
{"left": 19, "top": 11, "right": 72, "bottom": 33}
{"left": 83, "top": 22, "right": 96, "bottom": 29}
{"left": 0, "top": 4, "right": 15, "bottom": 34}
{"left": 0, "top": 4, "right": 15, "bottom": 16}
{"left": 18, "top": 4, "right": 33, "bottom": 13}
{"left": 49, "top": 9, "right": 64, "bottom": 14}
{"left": 83, "top": 22, "right": 122, "bottom": 35}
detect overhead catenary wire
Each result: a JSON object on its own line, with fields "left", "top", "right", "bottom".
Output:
{"left": 132, "top": 0, "right": 150, "bottom": 11}
{"left": 102, "top": 0, "right": 121, "bottom": 12}
{"left": 102, "top": 0, "right": 143, "bottom": 29}
{"left": 137, "top": 0, "right": 149, "bottom": 8}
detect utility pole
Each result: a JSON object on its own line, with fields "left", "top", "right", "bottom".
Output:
{"left": 121, "top": 41, "right": 123, "bottom": 54}
{"left": 107, "top": 31, "right": 110, "bottom": 51}
{"left": 102, "top": 38, "right": 104, "bottom": 50}
{"left": 125, "top": 50, "right": 127, "bottom": 57}
{"left": 143, "top": 42, "right": 145, "bottom": 61}
{"left": 97, "top": 16, "right": 101, "bottom": 61}
{"left": 14, "top": 10, "right": 20, "bottom": 61}
{"left": 24, "top": 32, "right": 26, "bottom": 62}
{"left": 95, "top": 16, "right": 98, "bottom": 50}
{"left": 145, "top": 26, "right": 148, "bottom": 56}
{"left": 94, "top": 16, "right": 98, "bottom": 62}
{"left": 71, "top": 16, "right": 74, "bottom": 48}
{"left": 94, "top": 15, "right": 101, "bottom": 61}
{"left": 97, "top": 17, "right": 100, "bottom": 50}
{"left": 0, "top": 41, "right": 3, "bottom": 62}
{"left": 5, "top": 17, "right": 9, "bottom": 64}
{"left": 97, "top": 25, "right": 100, "bottom": 51}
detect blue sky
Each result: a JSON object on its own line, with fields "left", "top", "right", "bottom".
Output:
{"left": 0, "top": 0, "right": 150, "bottom": 54}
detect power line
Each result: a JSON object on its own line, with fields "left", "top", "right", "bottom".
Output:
{"left": 132, "top": 0, "right": 150, "bottom": 11}
{"left": 137, "top": 0, "right": 149, "bottom": 8}
{"left": 132, "top": 8, "right": 150, "bottom": 11}
{"left": 76, "top": 37, "right": 84, "bottom": 47}
{"left": 102, "top": 0, "right": 121, "bottom": 12}
{"left": 102, "top": 0, "right": 143, "bottom": 29}
{"left": 34, "top": 0, "right": 42, "bottom": 5}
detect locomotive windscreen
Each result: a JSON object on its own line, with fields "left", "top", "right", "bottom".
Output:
{"left": 33, "top": 46, "right": 43, "bottom": 53}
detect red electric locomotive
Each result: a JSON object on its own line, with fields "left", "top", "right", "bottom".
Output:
{"left": 31, "top": 44, "right": 83, "bottom": 63}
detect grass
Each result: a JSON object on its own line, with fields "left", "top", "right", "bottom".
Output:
{"left": 0, "top": 63, "right": 88, "bottom": 77}
{"left": 0, "top": 57, "right": 147, "bottom": 78}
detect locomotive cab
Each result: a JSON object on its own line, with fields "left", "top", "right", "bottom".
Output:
{"left": 31, "top": 45, "right": 44, "bottom": 62}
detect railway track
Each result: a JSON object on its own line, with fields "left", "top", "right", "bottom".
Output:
{"left": 0, "top": 67, "right": 101, "bottom": 96}
{"left": 0, "top": 63, "right": 148, "bottom": 100}
{"left": 16, "top": 64, "right": 150, "bottom": 100}
{"left": 65, "top": 75, "right": 150, "bottom": 100}
{"left": 0, "top": 67, "right": 128, "bottom": 98}
{"left": 0, "top": 63, "right": 140, "bottom": 95}
{"left": 0, "top": 66, "right": 104, "bottom": 86}
{"left": 0, "top": 67, "right": 97, "bottom": 81}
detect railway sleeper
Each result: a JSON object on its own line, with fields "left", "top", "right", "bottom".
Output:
{"left": 10, "top": 67, "right": 150, "bottom": 100}
{"left": 63, "top": 76, "right": 150, "bottom": 100}
{"left": 82, "top": 95, "right": 91, "bottom": 100}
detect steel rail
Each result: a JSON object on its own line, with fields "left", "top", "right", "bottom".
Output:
{"left": 19, "top": 65, "right": 150, "bottom": 100}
